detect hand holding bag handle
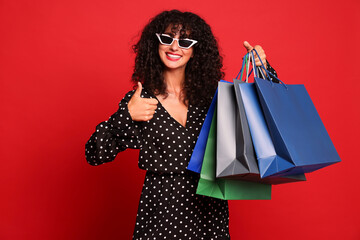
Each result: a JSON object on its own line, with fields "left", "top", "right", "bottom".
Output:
{"left": 251, "top": 49, "right": 287, "bottom": 88}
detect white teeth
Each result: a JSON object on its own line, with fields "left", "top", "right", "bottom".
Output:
{"left": 167, "top": 53, "right": 181, "bottom": 59}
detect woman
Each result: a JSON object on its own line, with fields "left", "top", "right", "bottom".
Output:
{"left": 85, "top": 9, "right": 276, "bottom": 239}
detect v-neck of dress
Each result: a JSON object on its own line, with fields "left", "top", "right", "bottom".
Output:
{"left": 154, "top": 95, "right": 190, "bottom": 129}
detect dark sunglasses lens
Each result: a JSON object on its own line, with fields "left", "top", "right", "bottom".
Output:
{"left": 159, "top": 35, "right": 173, "bottom": 44}
{"left": 178, "top": 39, "right": 193, "bottom": 48}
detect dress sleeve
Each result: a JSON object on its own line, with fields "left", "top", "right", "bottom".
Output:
{"left": 85, "top": 90, "right": 142, "bottom": 166}
{"left": 258, "top": 60, "right": 279, "bottom": 82}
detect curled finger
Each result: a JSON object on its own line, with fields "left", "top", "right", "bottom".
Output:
{"left": 255, "top": 59, "right": 261, "bottom": 66}
{"left": 141, "top": 115, "right": 151, "bottom": 121}
{"left": 149, "top": 104, "right": 159, "bottom": 111}
{"left": 255, "top": 59, "right": 267, "bottom": 67}
{"left": 143, "top": 110, "right": 153, "bottom": 116}
{"left": 254, "top": 45, "right": 264, "bottom": 52}
{"left": 145, "top": 98, "right": 159, "bottom": 105}
{"left": 145, "top": 106, "right": 158, "bottom": 113}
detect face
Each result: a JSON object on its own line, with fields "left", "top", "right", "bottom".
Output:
{"left": 158, "top": 25, "right": 194, "bottom": 71}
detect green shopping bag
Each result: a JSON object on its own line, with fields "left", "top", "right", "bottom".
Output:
{"left": 196, "top": 106, "right": 272, "bottom": 200}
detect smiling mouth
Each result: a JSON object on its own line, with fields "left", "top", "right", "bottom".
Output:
{"left": 166, "top": 53, "right": 181, "bottom": 61}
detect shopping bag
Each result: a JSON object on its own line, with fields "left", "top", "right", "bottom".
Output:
{"left": 196, "top": 106, "right": 272, "bottom": 200}
{"left": 234, "top": 80, "right": 306, "bottom": 182}
{"left": 231, "top": 53, "right": 306, "bottom": 183}
{"left": 187, "top": 89, "right": 218, "bottom": 173}
{"left": 252, "top": 50, "right": 341, "bottom": 177}
{"left": 216, "top": 80, "right": 260, "bottom": 179}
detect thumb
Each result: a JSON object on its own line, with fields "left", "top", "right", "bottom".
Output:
{"left": 134, "top": 81, "right": 142, "bottom": 97}
{"left": 243, "top": 41, "right": 253, "bottom": 52}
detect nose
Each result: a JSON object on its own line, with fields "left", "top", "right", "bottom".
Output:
{"left": 169, "top": 39, "right": 180, "bottom": 51}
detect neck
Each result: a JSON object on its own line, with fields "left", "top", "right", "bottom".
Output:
{"left": 163, "top": 68, "right": 186, "bottom": 95}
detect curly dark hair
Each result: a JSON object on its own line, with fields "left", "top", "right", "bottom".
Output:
{"left": 132, "top": 10, "right": 224, "bottom": 106}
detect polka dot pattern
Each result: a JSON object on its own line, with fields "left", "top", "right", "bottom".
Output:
{"left": 133, "top": 171, "right": 230, "bottom": 239}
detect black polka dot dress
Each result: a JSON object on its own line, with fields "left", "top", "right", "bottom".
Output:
{"left": 85, "top": 88, "right": 230, "bottom": 239}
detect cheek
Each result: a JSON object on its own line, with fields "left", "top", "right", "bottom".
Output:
{"left": 159, "top": 44, "right": 167, "bottom": 52}
{"left": 158, "top": 45, "right": 164, "bottom": 56}
{"left": 186, "top": 49, "right": 194, "bottom": 58}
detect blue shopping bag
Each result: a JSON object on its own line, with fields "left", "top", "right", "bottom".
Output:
{"left": 231, "top": 53, "right": 306, "bottom": 183}
{"left": 236, "top": 80, "right": 297, "bottom": 180}
{"left": 187, "top": 89, "right": 218, "bottom": 173}
{"left": 252, "top": 50, "right": 341, "bottom": 177}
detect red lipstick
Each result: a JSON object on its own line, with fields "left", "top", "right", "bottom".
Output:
{"left": 166, "top": 52, "right": 182, "bottom": 61}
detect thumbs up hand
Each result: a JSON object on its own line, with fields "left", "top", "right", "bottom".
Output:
{"left": 243, "top": 41, "right": 267, "bottom": 69}
{"left": 128, "top": 82, "right": 159, "bottom": 121}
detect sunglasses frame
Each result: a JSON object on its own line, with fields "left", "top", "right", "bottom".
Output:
{"left": 155, "top": 33, "right": 198, "bottom": 49}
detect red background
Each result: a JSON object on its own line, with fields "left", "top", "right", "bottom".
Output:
{"left": 1, "top": 0, "right": 359, "bottom": 239}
